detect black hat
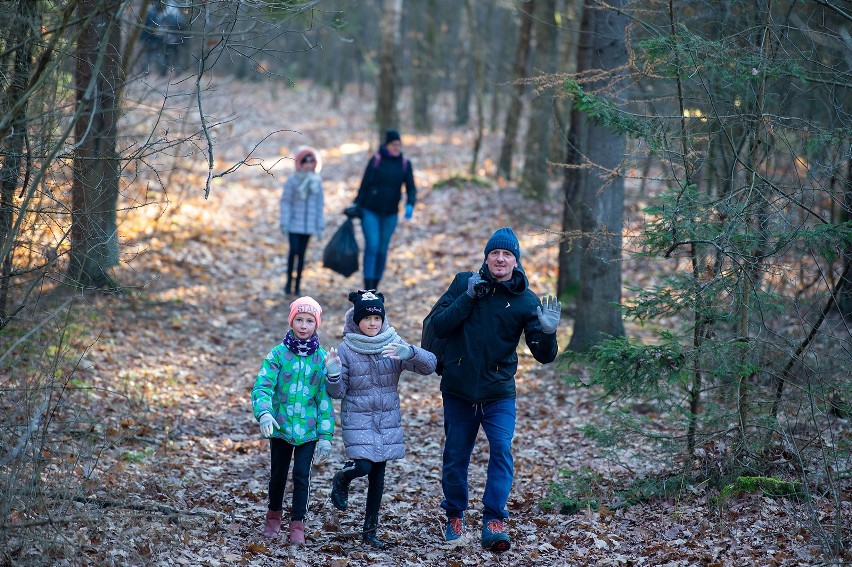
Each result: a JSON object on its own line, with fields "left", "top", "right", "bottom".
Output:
{"left": 349, "top": 290, "right": 386, "bottom": 324}
{"left": 384, "top": 129, "right": 401, "bottom": 145}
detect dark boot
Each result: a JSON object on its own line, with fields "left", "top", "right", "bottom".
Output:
{"left": 330, "top": 471, "right": 350, "bottom": 511}
{"left": 284, "top": 274, "right": 292, "bottom": 295}
{"left": 362, "top": 514, "right": 383, "bottom": 548}
{"left": 372, "top": 278, "right": 380, "bottom": 291}
{"left": 363, "top": 277, "right": 374, "bottom": 291}
{"left": 293, "top": 273, "right": 301, "bottom": 295}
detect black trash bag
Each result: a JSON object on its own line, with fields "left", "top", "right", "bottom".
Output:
{"left": 323, "top": 218, "right": 359, "bottom": 277}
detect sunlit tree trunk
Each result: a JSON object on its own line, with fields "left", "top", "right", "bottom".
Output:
{"left": 375, "top": 0, "right": 402, "bottom": 142}
{"left": 70, "top": 0, "right": 122, "bottom": 289}
{"left": 520, "top": 0, "right": 558, "bottom": 200}
{"left": 567, "top": 0, "right": 627, "bottom": 352}
{"left": 497, "top": 0, "right": 535, "bottom": 180}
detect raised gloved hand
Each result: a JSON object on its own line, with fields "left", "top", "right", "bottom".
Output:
{"left": 466, "top": 272, "right": 488, "bottom": 298}
{"left": 382, "top": 342, "right": 414, "bottom": 360}
{"left": 259, "top": 413, "right": 279, "bottom": 438}
{"left": 536, "top": 295, "right": 562, "bottom": 334}
{"left": 325, "top": 348, "right": 341, "bottom": 376}
{"left": 404, "top": 204, "right": 414, "bottom": 220}
{"left": 315, "top": 439, "right": 331, "bottom": 463}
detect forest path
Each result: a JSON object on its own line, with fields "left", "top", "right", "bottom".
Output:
{"left": 57, "top": 78, "right": 826, "bottom": 566}
{"left": 96, "top": 78, "right": 591, "bottom": 566}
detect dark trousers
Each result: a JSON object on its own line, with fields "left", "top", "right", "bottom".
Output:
{"left": 440, "top": 394, "right": 516, "bottom": 522}
{"left": 338, "top": 459, "right": 387, "bottom": 517}
{"left": 287, "top": 233, "right": 311, "bottom": 280}
{"left": 269, "top": 438, "right": 316, "bottom": 521}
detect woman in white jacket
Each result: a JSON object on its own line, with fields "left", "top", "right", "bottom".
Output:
{"left": 280, "top": 146, "right": 325, "bottom": 295}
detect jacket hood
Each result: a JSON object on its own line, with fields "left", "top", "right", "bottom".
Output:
{"left": 343, "top": 307, "right": 391, "bottom": 335}
{"left": 480, "top": 261, "right": 528, "bottom": 295}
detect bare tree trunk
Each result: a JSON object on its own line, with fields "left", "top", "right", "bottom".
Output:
{"left": 497, "top": 1, "right": 535, "bottom": 180}
{"left": 837, "top": 155, "right": 852, "bottom": 317}
{"left": 70, "top": 0, "right": 123, "bottom": 289}
{"left": 557, "top": 0, "right": 591, "bottom": 302}
{"left": 567, "top": 0, "right": 628, "bottom": 352}
{"left": 465, "top": 0, "right": 485, "bottom": 174}
{"left": 520, "top": 0, "right": 559, "bottom": 200}
{"left": 376, "top": 0, "right": 402, "bottom": 141}
{"left": 0, "top": 0, "right": 39, "bottom": 323}
{"left": 454, "top": 2, "right": 472, "bottom": 127}
{"left": 412, "top": 0, "right": 435, "bottom": 132}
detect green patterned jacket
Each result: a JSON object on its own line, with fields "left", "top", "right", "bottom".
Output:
{"left": 251, "top": 342, "right": 335, "bottom": 444}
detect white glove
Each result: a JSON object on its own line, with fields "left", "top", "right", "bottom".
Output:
{"left": 259, "top": 413, "right": 279, "bottom": 438}
{"left": 315, "top": 439, "right": 331, "bottom": 463}
{"left": 325, "top": 348, "right": 341, "bottom": 376}
{"left": 383, "top": 342, "right": 414, "bottom": 360}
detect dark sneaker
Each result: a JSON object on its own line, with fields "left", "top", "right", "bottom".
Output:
{"left": 444, "top": 516, "right": 465, "bottom": 542}
{"left": 481, "top": 519, "right": 510, "bottom": 553}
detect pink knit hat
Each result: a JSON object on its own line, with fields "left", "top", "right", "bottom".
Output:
{"left": 289, "top": 296, "right": 322, "bottom": 328}
{"left": 293, "top": 146, "right": 322, "bottom": 173}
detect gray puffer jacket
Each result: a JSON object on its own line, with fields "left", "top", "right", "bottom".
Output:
{"left": 325, "top": 308, "right": 437, "bottom": 462}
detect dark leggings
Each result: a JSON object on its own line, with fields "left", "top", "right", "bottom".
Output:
{"left": 287, "top": 233, "right": 311, "bottom": 278}
{"left": 269, "top": 438, "right": 316, "bottom": 521}
{"left": 339, "top": 459, "right": 387, "bottom": 517}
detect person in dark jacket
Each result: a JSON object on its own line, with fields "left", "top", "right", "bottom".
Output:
{"left": 430, "top": 227, "right": 562, "bottom": 553}
{"left": 352, "top": 128, "right": 417, "bottom": 291}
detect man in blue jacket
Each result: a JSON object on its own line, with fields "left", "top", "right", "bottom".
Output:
{"left": 431, "top": 227, "right": 562, "bottom": 553}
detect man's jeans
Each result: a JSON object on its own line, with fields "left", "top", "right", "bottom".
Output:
{"left": 360, "top": 209, "right": 398, "bottom": 282}
{"left": 440, "top": 393, "right": 516, "bottom": 522}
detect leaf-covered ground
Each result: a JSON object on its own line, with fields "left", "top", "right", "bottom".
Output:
{"left": 7, "top": 77, "right": 848, "bottom": 566}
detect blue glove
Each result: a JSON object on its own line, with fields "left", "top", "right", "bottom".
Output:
{"left": 325, "top": 348, "right": 341, "bottom": 376}
{"left": 536, "top": 295, "right": 562, "bottom": 334}
{"left": 382, "top": 342, "right": 414, "bottom": 360}
{"left": 466, "top": 272, "right": 488, "bottom": 298}
{"left": 404, "top": 204, "right": 413, "bottom": 220}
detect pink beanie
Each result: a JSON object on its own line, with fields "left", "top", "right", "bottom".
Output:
{"left": 293, "top": 146, "right": 322, "bottom": 173}
{"left": 289, "top": 296, "right": 322, "bottom": 328}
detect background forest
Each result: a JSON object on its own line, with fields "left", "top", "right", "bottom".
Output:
{"left": 1, "top": 0, "right": 850, "bottom": 565}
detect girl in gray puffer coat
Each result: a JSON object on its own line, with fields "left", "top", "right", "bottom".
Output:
{"left": 325, "top": 290, "right": 436, "bottom": 548}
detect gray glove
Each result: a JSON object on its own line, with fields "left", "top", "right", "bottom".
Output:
{"left": 466, "top": 272, "right": 488, "bottom": 298}
{"left": 315, "top": 439, "right": 331, "bottom": 463}
{"left": 259, "top": 413, "right": 279, "bottom": 438}
{"left": 326, "top": 348, "right": 341, "bottom": 376}
{"left": 382, "top": 342, "right": 414, "bottom": 360}
{"left": 536, "top": 295, "right": 562, "bottom": 334}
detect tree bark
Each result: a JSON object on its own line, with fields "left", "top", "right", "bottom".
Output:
{"left": 70, "top": 0, "right": 123, "bottom": 289}
{"left": 567, "top": 0, "right": 628, "bottom": 352}
{"left": 520, "top": 0, "right": 559, "bottom": 200}
{"left": 375, "top": 0, "right": 402, "bottom": 142}
{"left": 497, "top": 1, "right": 535, "bottom": 180}
{"left": 0, "top": 0, "right": 39, "bottom": 323}
{"left": 412, "top": 0, "right": 436, "bottom": 132}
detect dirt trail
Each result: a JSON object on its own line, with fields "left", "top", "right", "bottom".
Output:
{"left": 27, "top": 79, "right": 830, "bottom": 566}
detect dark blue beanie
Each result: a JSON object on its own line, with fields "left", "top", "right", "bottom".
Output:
{"left": 484, "top": 227, "right": 521, "bottom": 261}
{"left": 384, "top": 129, "right": 401, "bottom": 144}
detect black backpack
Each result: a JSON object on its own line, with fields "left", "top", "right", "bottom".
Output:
{"left": 421, "top": 298, "right": 447, "bottom": 376}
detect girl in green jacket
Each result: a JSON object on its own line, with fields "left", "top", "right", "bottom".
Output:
{"left": 251, "top": 296, "right": 336, "bottom": 545}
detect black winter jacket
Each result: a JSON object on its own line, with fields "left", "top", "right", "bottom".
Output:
{"left": 431, "top": 265, "right": 558, "bottom": 403}
{"left": 354, "top": 145, "right": 416, "bottom": 216}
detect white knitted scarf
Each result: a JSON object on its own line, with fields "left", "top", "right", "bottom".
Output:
{"left": 344, "top": 326, "right": 400, "bottom": 355}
